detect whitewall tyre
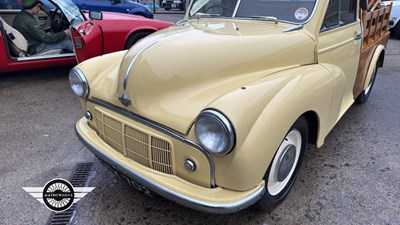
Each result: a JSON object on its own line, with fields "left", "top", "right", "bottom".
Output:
{"left": 254, "top": 116, "right": 308, "bottom": 212}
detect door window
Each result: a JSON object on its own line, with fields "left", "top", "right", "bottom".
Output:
{"left": 322, "top": 0, "right": 357, "bottom": 31}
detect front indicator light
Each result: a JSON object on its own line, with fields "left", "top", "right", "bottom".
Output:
{"left": 85, "top": 111, "right": 92, "bottom": 120}
{"left": 184, "top": 159, "right": 196, "bottom": 172}
{"left": 74, "top": 38, "right": 83, "bottom": 49}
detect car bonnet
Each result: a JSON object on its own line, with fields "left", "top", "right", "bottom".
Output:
{"left": 92, "top": 19, "right": 316, "bottom": 134}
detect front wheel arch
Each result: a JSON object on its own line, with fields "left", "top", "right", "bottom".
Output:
{"left": 210, "top": 65, "right": 333, "bottom": 191}
{"left": 254, "top": 116, "right": 308, "bottom": 212}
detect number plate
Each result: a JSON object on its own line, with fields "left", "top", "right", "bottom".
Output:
{"left": 99, "top": 159, "right": 154, "bottom": 197}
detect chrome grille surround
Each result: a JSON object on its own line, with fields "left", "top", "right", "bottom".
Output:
{"left": 93, "top": 108, "right": 174, "bottom": 175}
{"left": 87, "top": 98, "right": 216, "bottom": 187}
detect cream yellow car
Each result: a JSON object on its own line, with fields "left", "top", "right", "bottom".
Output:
{"left": 70, "top": 0, "right": 392, "bottom": 213}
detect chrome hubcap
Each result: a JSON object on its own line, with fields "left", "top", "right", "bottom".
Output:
{"left": 267, "top": 130, "right": 301, "bottom": 196}
{"left": 275, "top": 144, "right": 296, "bottom": 182}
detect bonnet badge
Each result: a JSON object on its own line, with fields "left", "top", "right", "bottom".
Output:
{"left": 119, "top": 93, "right": 132, "bottom": 106}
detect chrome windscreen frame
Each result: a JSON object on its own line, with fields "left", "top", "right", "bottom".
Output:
{"left": 187, "top": 0, "right": 321, "bottom": 25}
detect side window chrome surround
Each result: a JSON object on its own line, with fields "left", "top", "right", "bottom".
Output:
{"left": 320, "top": 0, "right": 357, "bottom": 32}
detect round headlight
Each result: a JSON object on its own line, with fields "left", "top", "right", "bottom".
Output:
{"left": 69, "top": 67, "right": 89, "bottom": 97}
{"left": 195, "top": 110, "right": 235, "bottom": 155}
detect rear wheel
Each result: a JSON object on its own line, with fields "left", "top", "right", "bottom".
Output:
{"left": 355, "top": 65, "right": 378, "bottom": 104}
{"left": 254, "top": 117, "right": 308, "bottom": 212}
{"left": 124, "top": 31, "right": 152, "bottom": 49}
{"left": 394, "top": 22, "right": 400, "bottom": 39}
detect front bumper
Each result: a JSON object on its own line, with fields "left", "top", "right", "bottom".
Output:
{"left": 75, "top": 118, "right": 265, "bottom": 214}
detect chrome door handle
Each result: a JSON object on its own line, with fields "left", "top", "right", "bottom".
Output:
{"left": 354, "top": 33, "right": 362, "bottom": 40}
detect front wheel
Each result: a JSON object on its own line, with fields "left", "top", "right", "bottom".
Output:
{"left": 355, "top": 65, "right": 378, "bottom": 104}
{"left": 254, "top": 116, "right": 308, "bottom": 212}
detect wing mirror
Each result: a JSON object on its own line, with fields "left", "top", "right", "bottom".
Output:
{"left": 89, "top": 11, "right": 103, "bottom": 21}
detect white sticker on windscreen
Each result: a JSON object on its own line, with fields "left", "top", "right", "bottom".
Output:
{"left": 294, "top": 7, "right": 309, "bottom": 21}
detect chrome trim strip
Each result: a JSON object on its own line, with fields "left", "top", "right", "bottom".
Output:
{"left": 232, "top": 0, "right": 241, "bottom": 18}
{"left": 88, "top": 98, "right": 216, "bottom": 187}
{"left": 122, "top": 41, "right": 158, "bottom": 91}
{"left": 76, "top": 126, "right": 265, "bottom": 214}
{"left": 282, "top": 25, "right": 303, "bottom": 32}
{"left": 0, "top": 9, "right": 20, "bottom": 13}
{"left": 305, "top": 0, "right": 320, "bottom": 25}
{"left": 176, "top": 19, "right": 188, "bottom": 25}
{"left": 13, "top": 53, "right": 75, "bottom": 62}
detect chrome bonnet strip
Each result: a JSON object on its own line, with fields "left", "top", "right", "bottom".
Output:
{"left": 88, "top": 98, "right": 216, "bottom": 187}
{"left": 76, "top": 125, "right": 265, "bottom": 214}
{"left": 122, "top": 41, "right": 158, "bottom": 91}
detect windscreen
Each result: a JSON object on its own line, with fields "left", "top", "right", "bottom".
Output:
{"left": 52, "top": 0, "right": 85, "bottom": 26}
{"left": 189, "top": 0, "right": 317, "bottom": 24}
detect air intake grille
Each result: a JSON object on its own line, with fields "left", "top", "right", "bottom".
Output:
{"left": 93, "top": 109, "right": 173, "bottom": 174}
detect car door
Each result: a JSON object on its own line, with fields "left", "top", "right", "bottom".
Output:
{"left": 317, "top": 0, "right": 361, "bottom": 118}
{"left": 71, "top": 19, "right": 103, "bottom": 63}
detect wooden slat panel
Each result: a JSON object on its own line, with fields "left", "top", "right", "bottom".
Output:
{"left": 362, "top": 5, "right": 392, "bottom": 50}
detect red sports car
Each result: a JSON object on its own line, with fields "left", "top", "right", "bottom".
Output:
{"left": 0, "top": 0, "right": 173, "bottom": 72}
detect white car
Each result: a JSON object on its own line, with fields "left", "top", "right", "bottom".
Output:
{"left": 382, "top": 0, "right": 400, "bottom": 37}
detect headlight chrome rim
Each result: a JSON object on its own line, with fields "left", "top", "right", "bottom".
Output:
{"left": 195, "top": 109, "right": 235, "bottom": 155}
{"left": 69, "top": 67, "right": 89, "bottom": 98}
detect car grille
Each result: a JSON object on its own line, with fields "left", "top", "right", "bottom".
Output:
{"left": 93, "top": 109, "right": 173, "bottom": 175}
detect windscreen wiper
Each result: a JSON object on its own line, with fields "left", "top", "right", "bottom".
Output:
{"left": 251, "top": 15, "right": 278, "bottom": 24}
{"left": 195, "top": 12, "right": 220, "bottom": 18}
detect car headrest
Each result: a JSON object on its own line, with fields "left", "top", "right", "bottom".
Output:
{"left": 0, "top": 16, "right": 28, "bottom": 52}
